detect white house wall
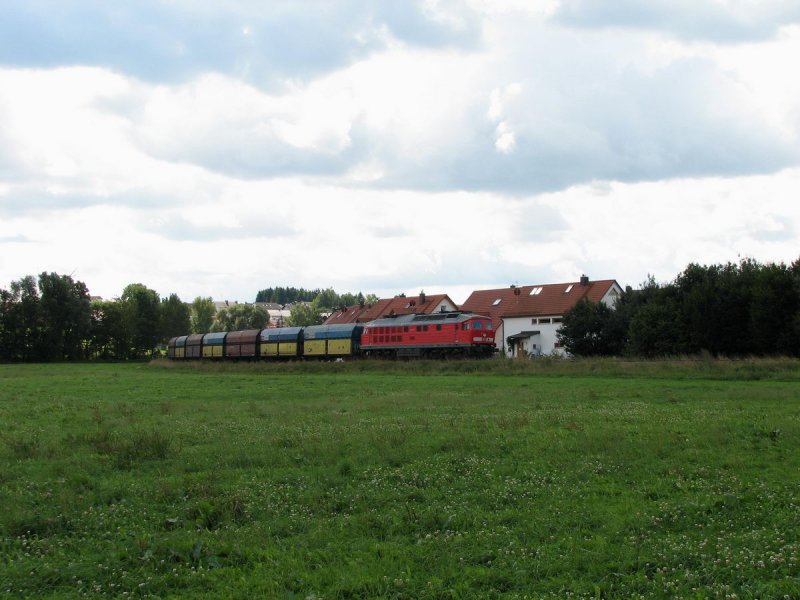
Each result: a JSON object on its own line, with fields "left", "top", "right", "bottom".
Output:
{"left": 600, "top": 284, "right": 624, "bottom": 308}
{"left": 502, "top": 318, "right": 566, "bottom": 357}
{"left": 436, "top": 299, "right": 458, "bottom": 312}
{"left": 495, "top": 321, "right": 505, "bottom": 354}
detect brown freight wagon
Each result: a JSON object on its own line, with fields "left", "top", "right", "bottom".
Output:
{"left": 185, "top": 333, "right": 204, "bottom": 359}
{"left": 225, "top": 329, "right": 262, "bottom": 359}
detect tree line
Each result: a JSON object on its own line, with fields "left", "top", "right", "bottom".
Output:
{"left": 0, "top": 275, "right": 380, "bottom": 361}
{"left": 557, "top": 258, "right": 800, "bottom": 357}
{"left": 255, "top": 286, "right": 377, "bottom": 309}
{"left": 0, "top": 275, "right": 189, "bottom": 361}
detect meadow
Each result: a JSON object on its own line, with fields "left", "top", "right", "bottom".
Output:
{"left": 1, "top": 359, "right": 799, "bottom": 598}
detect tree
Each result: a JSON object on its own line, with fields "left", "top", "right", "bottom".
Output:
{"left": 0, "top": 276, "right": 43, "bottom": 361}
{"left": 255, "top": 286, "right": 320, "bottom": 304}
{"left": 748, "top": 262, "right": 799, "bottom": 356}
{"left": 626, "top": 278, "right": 689, "bottom": 357}
{"left": 557, "top": 298, "right": 626, "bottom": 356}
{"left": 160, "top": 294, "right": 191, "bottom": 343}
{"left": 315, "top": 288, "right": 339, "bottom": 310}
{"left": 121, "top": 283, "right": 161, "bottom": 358}
{"left": 676, "top": 262, "right": 752, "bottom": 356}
{"left": 191, "top": 297, "right": 215, "bottom": 334}
{"left": 89, "top": 299, "right": 131, "bottom": 360}
{"left": 38, "top": 272, "right": 92, "bottom": 361}
{"left": 286, "top": 300, "right": 322, "bottom": 327}
{"left": 213, "top": 304, "right": 269, "bottom": 331}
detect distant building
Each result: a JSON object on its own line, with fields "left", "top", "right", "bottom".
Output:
{"left": 461, "top": 276, "right": 622, "bottom": 357}
{"left": 256, "top": 302, "right": 292, "bottom": 328}
{"left": 211, "top": 300, "right": 286, "bottom": 327}
{"left": 213, "top": 300, "right": 240, "bottom": 312}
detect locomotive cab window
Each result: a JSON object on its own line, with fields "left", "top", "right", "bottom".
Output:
{"left": 436, "top": 324, "right": 442, "bottom": 331}
{"left": 473, "top": 321, "right": 482, "bottom": 330}
{"left": 462, "top": 323, "right": 470, "bottom": 330}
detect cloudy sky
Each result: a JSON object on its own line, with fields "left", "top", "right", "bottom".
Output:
{"left": 1, "top": 0, "right": 798, "bottom": 303}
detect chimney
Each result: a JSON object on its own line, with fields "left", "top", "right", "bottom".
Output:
{"left": 419, "top": 291, "right": 426, "bottom": 305}
{"left": 580, "top": 274, "right": 589, "bottom": 286}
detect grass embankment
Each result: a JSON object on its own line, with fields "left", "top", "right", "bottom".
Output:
{"left": 1, "top": 360, "right": 799, "bottom": 598}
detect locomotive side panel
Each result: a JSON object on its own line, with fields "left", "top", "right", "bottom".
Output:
{"left": 361, "top": 313, "right": 495, "bottom": 357}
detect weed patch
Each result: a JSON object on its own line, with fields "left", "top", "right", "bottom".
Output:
{"left": 85, "top": 429, "right": 177, "bottom": 468}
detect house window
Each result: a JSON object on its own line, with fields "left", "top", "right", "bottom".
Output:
{"left": 530, "top": 287, "right": 543, "bottom": 295}
{"left": 492, "top": 298, "right": 502, "bottom": 306}
{"left": 539, "top": 318, "right": 551, "bottom": 324}
{"left": 552, "top": 317, "right": 563, "bottom": 323}
{"left": 565, "top": 284, "right": 573, "bottom": 293}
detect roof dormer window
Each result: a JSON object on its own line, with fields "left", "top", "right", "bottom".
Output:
{"left": 492, "top": 298, "right": 502, "bottom": 306}
{"left": 530, "top": 287, "right": 543, "bottom": 295}
{"left": 565, "top": 284, "right": 573, "bottom": 293}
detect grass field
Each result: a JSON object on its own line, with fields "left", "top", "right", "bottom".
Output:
{"left": 1, "top": 359, "right": 799, "bottom": 598}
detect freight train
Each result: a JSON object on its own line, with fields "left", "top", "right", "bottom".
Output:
{"left": 167, "top": 311, "right": 496, "bottom": 360}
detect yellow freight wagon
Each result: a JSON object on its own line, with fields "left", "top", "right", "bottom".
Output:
{"left": 302, "top": 324, "right": 363, "bottom": 359}
{"left": 258, "top": 327, "right": 304, "bottom": 359}
{"left": 202, "top": 332, "right": 227, "bottom": 358}
{"left": 167, "top": 335, "right": 188, "bottom": 359}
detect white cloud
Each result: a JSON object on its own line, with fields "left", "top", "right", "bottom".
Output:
{"left": 1, "top": 3, "right": 799, "bottom": 302}
{"left": 494, "top": 122, "right": 516, "bottom": 153}
{"left": 552, "top": 0, "right": 800, "bottom": 42}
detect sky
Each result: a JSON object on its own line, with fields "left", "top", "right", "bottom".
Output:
{"left": 1, "top": 0, "right": 799, "bottom": 304}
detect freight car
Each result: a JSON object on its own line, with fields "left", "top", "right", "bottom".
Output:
{"left": 166, "top": 311, "right": 494, "bottom": 361}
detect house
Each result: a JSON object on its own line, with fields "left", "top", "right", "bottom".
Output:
{"left": 210, "top": 300, "right": 291, "bottom": 328}
{"left": 461, "top": 276, "right": 623, "bottom": 357}
{"left": 324, "top": 292, "right": 458, "bottom": 325}
{"left": 213, "top": 300, "right": 240, "bottom": 312}
{"left": 255, "top": 302, "right": 291, "bottom": 328}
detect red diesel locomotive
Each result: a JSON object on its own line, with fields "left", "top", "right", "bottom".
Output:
{"left": 360, "top": 312, "right": 495, "bottom": 358}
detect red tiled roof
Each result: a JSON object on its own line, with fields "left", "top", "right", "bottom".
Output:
{"left": 324, "top": 294, "right": 455, "bottom": 325}
{"left": 461, "top": 279, "right": 619, "bottom": 324}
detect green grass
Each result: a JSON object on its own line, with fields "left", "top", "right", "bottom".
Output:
{"left": 1, "top": 359, "right": 799, "bottom": 598}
